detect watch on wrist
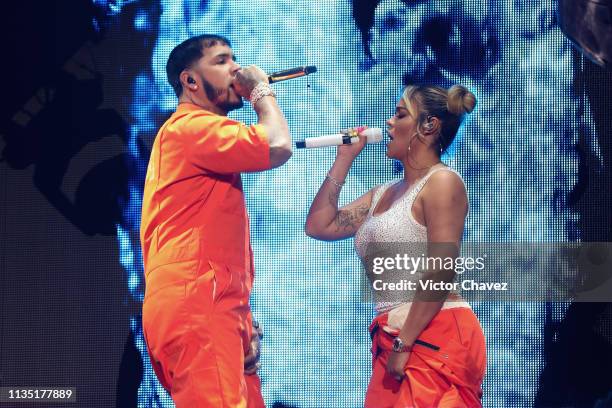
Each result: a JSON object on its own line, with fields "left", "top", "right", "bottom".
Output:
{"left": 392, "top": 337, "right": 412, "bottom": 353}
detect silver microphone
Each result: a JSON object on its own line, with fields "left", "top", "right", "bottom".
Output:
{"left": 268, "top": 66, "right": 317, "bottom": 84}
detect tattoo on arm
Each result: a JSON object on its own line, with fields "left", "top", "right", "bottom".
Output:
{"left": 327, "top": 186, "right": 341, "bottom": 208}
{"left": 334, "top": 204, "right": 369, "bottom": 232}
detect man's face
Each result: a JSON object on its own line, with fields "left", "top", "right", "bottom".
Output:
{"left": 191, "top": 43, "right": 243, "bottom": 112}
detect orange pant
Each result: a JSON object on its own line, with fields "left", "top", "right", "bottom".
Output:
{"left": 142, "top": 259, "right": 265, "bottom": 408}
{"left": 365, "top": 308, "right": 486, "bottom": 408}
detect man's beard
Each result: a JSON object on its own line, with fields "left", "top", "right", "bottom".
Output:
{"left": 202, "top": 77, "right": 243, "bottom": 112}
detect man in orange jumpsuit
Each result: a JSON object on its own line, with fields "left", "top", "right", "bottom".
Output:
{"left": 140, "top": 34, "right": 292, "bottom": 407}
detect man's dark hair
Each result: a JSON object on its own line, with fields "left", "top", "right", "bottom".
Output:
{"left": 166, "top": 34, "right": 231, "bottom": 97}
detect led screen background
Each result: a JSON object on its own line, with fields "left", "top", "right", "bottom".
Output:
{"left": 1, "top": 0, "right": 610, "bottom": 407}
{"left": 123, "top": 1, "right": 596, "bottom": 406}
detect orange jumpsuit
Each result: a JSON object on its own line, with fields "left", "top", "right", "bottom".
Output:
{"left": 365, "top": 307, "right": 487, "bottom": 408}
{"left": 140, "top": 102, "right": 270, "bottom": 407}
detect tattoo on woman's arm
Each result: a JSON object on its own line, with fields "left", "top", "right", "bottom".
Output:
{"left": 334, "top": 204, "right": 369, "bottom": 231}
{"left": 327, "top": 187, "right": 341, "bottom": 208}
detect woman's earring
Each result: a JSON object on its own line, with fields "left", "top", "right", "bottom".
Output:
{"left": 408, "top": 134, "right": 416, "bottom": 152}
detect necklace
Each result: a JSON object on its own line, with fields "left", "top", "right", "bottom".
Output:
{"left": 406, "top": 158, "right": 442, "bottom": 171}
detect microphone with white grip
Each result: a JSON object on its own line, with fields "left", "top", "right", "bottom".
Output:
{"left": 295, "top": 128, "right": 383, "bottom": 149}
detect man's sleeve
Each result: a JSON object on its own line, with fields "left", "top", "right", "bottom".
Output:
{"left": 183, "top": 112, "right": 271, "bottom": 174}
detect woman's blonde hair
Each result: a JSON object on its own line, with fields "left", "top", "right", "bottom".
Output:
{"left": 401, "top": 84, "right": 476, "bottom": 154}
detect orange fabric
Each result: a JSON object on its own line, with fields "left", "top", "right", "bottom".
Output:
{"left": 140, "top": 102, "right": 270, "bottom": 407}
{"left": 365, "top": 308, "right": 486, "bottom": 408}
{"left": 245, "top": 373, "right": 266, "bottom": 408}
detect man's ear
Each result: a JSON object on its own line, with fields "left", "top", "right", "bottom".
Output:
{"left": 180, "top": 71, "right": 198, "bottom": 91}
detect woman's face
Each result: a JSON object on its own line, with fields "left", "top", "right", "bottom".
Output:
{"left": 385, "top": 98, "right": 419, "bottom": 160}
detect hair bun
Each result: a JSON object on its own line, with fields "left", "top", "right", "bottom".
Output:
{"left": 447, "top": 85, "right": 476, "bottom": 115}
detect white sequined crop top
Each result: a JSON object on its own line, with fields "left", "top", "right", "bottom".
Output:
{"left": 354, "top": 164, "right": 471, "bottom": 316}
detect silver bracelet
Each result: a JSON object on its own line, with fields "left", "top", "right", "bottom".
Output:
{"left": 249, "top": 82, "right": 276, "bottom": 105}
{"left": 326, "top": 172, "right": 345, "bottom": 188}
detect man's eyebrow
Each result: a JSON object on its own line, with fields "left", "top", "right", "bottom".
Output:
{"left": 211, "top": 52, "right": 236, "bottom": 61}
